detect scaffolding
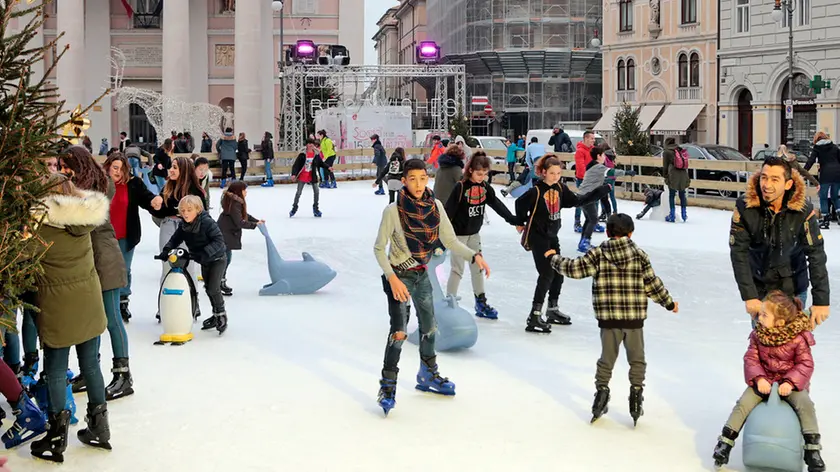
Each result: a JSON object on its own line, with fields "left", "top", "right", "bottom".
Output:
{"left": 427, "top": 0, "right": 603, "bottom": 131}
{"left": 279, "top": 64, "right": 467, "bottom": 150}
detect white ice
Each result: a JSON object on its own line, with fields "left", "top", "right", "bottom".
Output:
{"left": 5, "top": 180, "right": 839, "bottom": 472}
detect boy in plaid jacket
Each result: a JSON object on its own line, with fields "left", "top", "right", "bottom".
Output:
{"left": 545, "top": 213, "right": 678, "bottom": 425}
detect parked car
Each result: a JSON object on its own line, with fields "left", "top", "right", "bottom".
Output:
{"left": 628, "top": 144, "right": 749, "bottom": 199}
{"left": 753, "top": 147, "right": 809, "bottom": 163}
{"left": 472, "top": 136, "right": 509, "bottom": 178}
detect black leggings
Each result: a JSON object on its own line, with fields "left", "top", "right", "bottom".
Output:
{"left": 582, "top": 201, "right": 599, "bottom": 239}
{"left": 238, "top": 157, "right": 248, "bottom": 180}
{"left": 530, "top": 235, "right": 563, "bottom": 306}
{"left": 507, "top": 162, "right": 516, "bottom": 181}
{"left": 221, "top": 160, "right": 236, "bottom": 180}
{"left": 388, "top": 190, "right": 397, "bottom": 203}
{"left": 323, "top": 156, "right": 336, "bottom": 183}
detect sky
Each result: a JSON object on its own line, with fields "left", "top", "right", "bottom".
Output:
{"left": 365, "top": 0, "right": 396, "bottom": 64}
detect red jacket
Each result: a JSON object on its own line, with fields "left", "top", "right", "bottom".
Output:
{"left": 574, "top": 141, "right": 592, "bottom": 180}
{"left": 743, "top": 330, "right": 815, "bottom": 392}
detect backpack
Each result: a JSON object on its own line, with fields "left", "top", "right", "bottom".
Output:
{"left": 673, "top": 147, "right": 689, "bottom": 170}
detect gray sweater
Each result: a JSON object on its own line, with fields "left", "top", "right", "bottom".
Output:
{"left": 578, "top": 163, "right": 627, "bottom": 195}
{"left": 374, "top": 200, "right": 477, "bottom": 278}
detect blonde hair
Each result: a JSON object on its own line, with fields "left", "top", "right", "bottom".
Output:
{"left": 763, "top": 290, "right": 804, "bottom": 324}
{"left": 777, "top": 144, "right": 794, "bottom": 161}
{"left": 178, "top": 195, "right": 204, "bottom": 215}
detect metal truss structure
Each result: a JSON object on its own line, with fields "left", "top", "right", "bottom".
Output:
{"left": 279, "top": 64, "right": 466, "bottom": 151}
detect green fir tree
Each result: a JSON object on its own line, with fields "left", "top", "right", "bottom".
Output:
{"left": 449, "top": 107, "right": 477, "bottom": 147}
{"left": 0, "top": 1, "right": 98, "bottom": 328}
{"left": 612, "top": 102, "right": 651, "bottom": 156}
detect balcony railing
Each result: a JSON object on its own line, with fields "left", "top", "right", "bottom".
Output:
{"left": 677, "top": 87, "right": 702, "bottom": 100}
{"left": 616, "top": 90, "right": 636, "bottom": 103}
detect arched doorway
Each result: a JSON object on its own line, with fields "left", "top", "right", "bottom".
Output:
{"left": 737, "top": 89, "right": 753, "bottom": 157}
{"left": 780, "top": 73, "right": 817, "bottom": 153}
{"left": 129, "top": 104, "right": 157, "bottom": 151}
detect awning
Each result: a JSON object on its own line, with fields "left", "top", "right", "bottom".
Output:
{"left": 592, "top": 106, "right": 621, "bottom": 132}
{"left": 650, "top": 104, "right": 705, "bottom": 135}
{"left": 637, "top": 104, "right": 664, "bottom": 131}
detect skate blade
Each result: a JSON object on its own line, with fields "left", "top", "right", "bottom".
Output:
{"left": 524, "top": 327, "right": 552, "bottom": 333}
{"left": 414, "top": 385, "right": 455, "bottom": 396}
{"left": 82, "top": 440, "right": 112, "bottom": 450}
{"left": 153, "top": 341, "right": 166, "bottom": 346}
{"left": 32, "top": 451, "right": 64, "bottom": 463}
{"left": 475, "top": 313, "right": 498, "bottom": 320}
{"left": 106, "top": 389, "right": 134, "bottom": 401}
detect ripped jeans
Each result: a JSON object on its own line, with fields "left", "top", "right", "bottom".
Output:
{"left": 381, "top": 269, "right": 436, "bottom": 374}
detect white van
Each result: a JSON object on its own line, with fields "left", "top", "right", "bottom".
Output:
{"left": 525, "top": 129, "right": 606, "bottom": 152}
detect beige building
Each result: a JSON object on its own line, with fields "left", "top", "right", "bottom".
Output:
{"left": 372, "top": 0, "right": 428, "bottom": 104}
{"left": 595, "top": 0, "right": 717, "bottom": 145}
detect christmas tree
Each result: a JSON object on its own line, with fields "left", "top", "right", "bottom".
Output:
{"left": 449, "top": 106, "right": 477, "bottom": 147}
{"left": 0, "top": 1, "right": 81, "bottom": 328}
{"left": 612, "top": 102, "right": 651, "bottom": 156}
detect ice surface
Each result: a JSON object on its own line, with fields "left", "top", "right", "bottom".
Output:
{"left": 6, "top": 181, "right": 838, "bottom": 471}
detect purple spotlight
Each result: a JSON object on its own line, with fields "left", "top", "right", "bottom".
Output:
{"left": 416, "top": 41, "right": 440, "bottom": 64}
{"left": 296, "top": 41, "right": 315, "bottom": 55}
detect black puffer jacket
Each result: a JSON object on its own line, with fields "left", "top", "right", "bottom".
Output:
{"left": 729, "top": 171, "right": 829, "bottom": 305}
{"left": 805, "top": 139, "right": 840, "bottom": 184}
{"left": 162, "top": 211, "right": 227, "bottom": 265}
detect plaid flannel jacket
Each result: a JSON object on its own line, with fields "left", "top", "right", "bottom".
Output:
{"left": 550, "top": 237, "right": 674, "bottom": 328}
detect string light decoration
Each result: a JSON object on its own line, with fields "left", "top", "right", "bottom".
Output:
{"left": 59, "top": 105, "right": 91, "bottom": 144}
{"left": 107, "top": 47, "right": 226, "bottom": 145}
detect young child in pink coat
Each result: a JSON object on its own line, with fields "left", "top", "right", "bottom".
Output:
{"left": 712, "top": 291, "right": 825, "bottom": 471}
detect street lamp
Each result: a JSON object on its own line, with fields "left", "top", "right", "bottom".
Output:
{"left": 772, "top": 0, "right": 795, "bottom": 147}
{"left": 271, "top": 0, "right": 283, "bottom": 12}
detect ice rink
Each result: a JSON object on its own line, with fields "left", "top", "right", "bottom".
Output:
{"left": 6, "top": 180, "right": 839, "bottom": 472}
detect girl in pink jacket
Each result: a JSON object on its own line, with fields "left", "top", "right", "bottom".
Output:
{"left": 712, "top": 291, "right": 825, "bottom": 471}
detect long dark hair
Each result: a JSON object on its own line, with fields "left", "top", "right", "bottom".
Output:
{"left": 222, "top": 180, "right": 248, "bottom": 220}
{"left": 392, "top": 147, "right": 406, "bottom": 161}
{"left": 60, "top": 145, "right": 109, "bottom": 193}
{"left": 462, "top": 152, "right": 491, "bottom": 182}
{"left": 162, "top": 156, "right": 204, "bottom": 205}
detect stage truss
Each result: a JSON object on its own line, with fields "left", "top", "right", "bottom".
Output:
{"left": 279, "top": 64, "right": 467, "bottom": 151}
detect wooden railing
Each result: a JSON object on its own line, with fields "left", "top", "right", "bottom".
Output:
{"left": 112, "top": 148, "right": 819, "bottom": 211}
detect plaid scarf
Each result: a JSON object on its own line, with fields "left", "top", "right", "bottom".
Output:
{"left": 397, "top": 187, "right": 440, "bottom": 265}
{"left": 755, "top": 313, "right": 812, "bottom": 347}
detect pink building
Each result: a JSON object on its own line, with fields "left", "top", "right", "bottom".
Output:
{"left": 9, "top": 0, "right": 364, "bottom": 148}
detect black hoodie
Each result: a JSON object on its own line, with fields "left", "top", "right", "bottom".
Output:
{"left": 515, "top": 180, "right": 610, "bottom": 243}
{"left": 162, "top": 211, "right": 227, "bottom": 265}
{"left": 805, "top": 139, "right": 840, "bottom": 184}
{"left": 444, "top": 180, "right": 517, "bottom": 235}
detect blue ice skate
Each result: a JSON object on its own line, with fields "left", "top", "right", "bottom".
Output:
{"left": 2, "top": 391, "right": 47, "bottom": 449}
{"left": 593, "top": 224, "right": 605, "bottom": 233}
{"left": 378, "top": 374, "right": 397, "bottom": 416}
{"left": 34, "top": 372, "right": 78, "bottom": 425}
{"left": 578, "top": 238, "right": 592, "bottom": 253}
{"left": 474, "top": 294, "right": 498, "bottom": 320}
{"left": 415, "top": 357, "right": 455, "bottom": 396}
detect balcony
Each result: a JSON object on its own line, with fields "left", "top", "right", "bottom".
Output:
{"left": 616, "top": 90, "right": 636, "bottom": 103}
{"left": 677, "top": 86, "right": 702, "bottom": 101}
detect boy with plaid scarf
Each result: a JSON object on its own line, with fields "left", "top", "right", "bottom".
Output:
{"left": 545, "top": 213, "right": 678, "bottom": 425}
{"left": 373, "top": 159, "right": 491, "bottom": 416}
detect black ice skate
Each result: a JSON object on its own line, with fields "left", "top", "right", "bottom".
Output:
{"left": 105, "top": 358, "right": 134, "bottom": 401}
{"left": 220, "top": 279, "right": 233, "bottom": 297}
{"left": 591, "top": 386, "right": 610, "bottom": 423}
{"left": 629, "top": 386, "right": 644, "bottom": 426}
{"left": 819, "top": 215, "right": 830, "bottom": 230}
{"left": 77, "top": 403, "right": 111, "bottom": 450}
{"left": 119, "top": 297, "right": 131, "bottom": 323}
{"left": 712, "top": 426, "right": 738, "bottom": 468}
{"left": 804, "top": 433, "right": 826, "bottom": 472}
{"left": 215, "top": 312, "right": 228, "bottom": 335}
{"left": 70, "top": 374, "right": 87, "bottom": 393}
{"left": 525, "top": 304, "right": 551, "bottom": 333}
{"left": 201, "top": 315, "right": 217, "bottom": 330}
{"left": 545, "top": 300, "right": 572, "bottom": 325}
{"left": 31, "top": 409, "right": 71, "bottom": 463}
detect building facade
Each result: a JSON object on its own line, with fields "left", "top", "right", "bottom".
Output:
{"left": 8, "top": 0, "right": 364, "bottom": 148}
{"left": 596, "top": 0, "right": 717, "bottom": 145}
{"left": 426, "top": 0, "right": 602, "bottom": 137}
{"left": 718, "top": 0, "right": 840, "bottom": 157}
{"left": 372, "top": 0, "right": 428, "bottom": 105}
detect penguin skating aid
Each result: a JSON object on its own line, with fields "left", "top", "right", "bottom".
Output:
{"left": 154, "top": 249, "right": 199, "bottom": 345}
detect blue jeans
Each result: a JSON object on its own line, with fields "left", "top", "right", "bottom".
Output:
{"left": 381, "top": 270, "right": 436, "bottom": 373}
{"left": 574, "top": 178, "right": 584, "bottom": 223}
{"left": 127, "top": 157, "right": 141, "bottom": 177}
{"left": 44, "top": 337, "right": 106, "bottom": 414}
{"left": 264, "top": 159, "right": 274, "bottom": 180}
{"left": 99, "top": 289, "right": 128, "bottom": 358}
{"left": 798, "top": 291, "right": 808, "bottom": 308}
{"left": 225, "top": 249, "right": 233, "bottom": 274}
{"left": 154, "top": 175, "right": 166, "bottom": 192}
{"left": 118, "top": 238, "right": 134, "bottom": 298}
{"left": 669, "top": 188, "right": 687, "bottom": 213}
{"left": 817, "top": 182, "right": 840, "bottom": 216}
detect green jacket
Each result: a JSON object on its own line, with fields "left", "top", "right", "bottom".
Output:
{"left": 91, "top": 180, "right": 127, "bottom": 292}
{"left": 28, "top": 190, "right": 108, "bottom": 348}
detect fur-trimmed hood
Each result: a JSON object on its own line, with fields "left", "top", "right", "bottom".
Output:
{"left": 34, "top": 190, "right": 110, "bottom": 229}
{"left": 744, "top": 167, "right": 807, "bottom": 212}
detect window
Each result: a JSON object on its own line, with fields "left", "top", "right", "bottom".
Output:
{"left": 681, "top": 0, "right": 697, "bottom": 24}
{"left": 683, "top": 145, "right": 706, "bottom": 159}
{"left": 626, "top": 59, "right": 636, "bottom": 90}
{"left": 617, "top": 59, "right": 626, "bottom": 91}
{"left": 133, "top": 0, "right": 161, "bottom": 29}
{"left": 678, "top": 53, "right": 688, "bottom": 88}
{"left": 689, "top": 53, "right": 700, "bottom": 87}
{"left": 735, "top": 0, "right": 749, "bottom": 33}
{"left": 619, "top": 0, "right": 633, "bottom": 32}
{"left": 293, "top": 0, "right": 317, "bottom": 15}
{"left": 798, "top": 0, "right": 810, "bottom": 26}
